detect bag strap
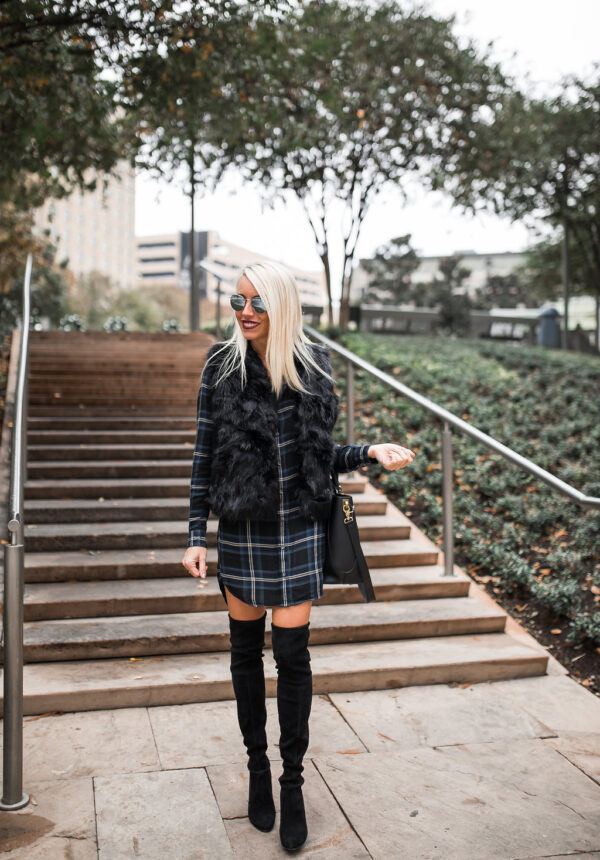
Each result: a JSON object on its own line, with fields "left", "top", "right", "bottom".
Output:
{"left": 330, "top": 468, "right": 342, "bottom": 494}
{"left": 347, "top": 510, "right": 376, "bottom": 602}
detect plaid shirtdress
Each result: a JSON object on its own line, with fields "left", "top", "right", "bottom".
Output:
{"left": 187, "top": 365, "right": 376, "bottom": 607}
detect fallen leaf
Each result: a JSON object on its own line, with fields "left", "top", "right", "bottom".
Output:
{"left": 378, "top": 732, "right": 395, "bottom": 741}
{"left": 129, "top": 657, "right": 144, "bottom": 662}
{"left": 550, "top": 628, "right": 562, "bottom": 634}
{"left": 337, "top": 750, "right": 364, "bottom": 755}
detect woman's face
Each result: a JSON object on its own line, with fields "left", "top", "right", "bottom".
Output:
{"left": 235, "top": 275, "right": 270, "bottom": 347}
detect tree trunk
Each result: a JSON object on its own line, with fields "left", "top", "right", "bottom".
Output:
{"left": 561, "top": 219, "right": 569, "bottom": 350}
{"left": 318, "top": 248, "right": 333, "bottom": 326}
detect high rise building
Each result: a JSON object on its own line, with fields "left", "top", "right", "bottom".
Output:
{"left": 34, "top": 160, "right": 136, "bottom": 290}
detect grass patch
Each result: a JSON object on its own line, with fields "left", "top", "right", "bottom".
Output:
{"left": 330, "top": 333, "right": 600, "bottom": 690}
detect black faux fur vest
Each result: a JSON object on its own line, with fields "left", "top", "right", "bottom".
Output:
{"left": 203, "top": 340, "right": 340, "bottom": 522}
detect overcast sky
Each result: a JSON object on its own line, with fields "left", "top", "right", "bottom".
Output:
{"left": 135, "top": 1, "right": 599, "bottom": 294}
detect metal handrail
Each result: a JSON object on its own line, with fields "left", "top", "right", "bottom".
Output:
{"left": 1, "top": 253, "right": 32, "bottom": 811}
{"left": 303, "top": 324, "right": 600, "bottom": 577}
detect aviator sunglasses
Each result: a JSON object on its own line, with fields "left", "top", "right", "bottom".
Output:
{"left": 229, "top": 293, "right": 268, "bottom": 314}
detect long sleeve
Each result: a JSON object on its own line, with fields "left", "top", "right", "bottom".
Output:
{"left": 334, "top": 443, "right": 377, "bottom": 473}
{"left": 187, "top": 369, "right": 214, "bottom": 548}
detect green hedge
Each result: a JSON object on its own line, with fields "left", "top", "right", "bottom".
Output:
{"left": 331, "top": 333, "right": 600, "bottom": 646}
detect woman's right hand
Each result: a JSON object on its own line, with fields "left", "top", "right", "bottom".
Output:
{"left": 182, "top": 546, "right": 207, "bottom": 579}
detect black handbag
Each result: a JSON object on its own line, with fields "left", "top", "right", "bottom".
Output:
{"left": 323, "top": 470, "right": 376, "bottom": 602}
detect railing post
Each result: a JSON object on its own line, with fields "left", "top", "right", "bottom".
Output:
{"left": 346, "top": 360, "right": 355, "bottom": 445}
{"left": 441, "top": 420, "right": 456, "bottom": 576}
{"left": 1, "top": 533, "right": 29, "bottom": 810}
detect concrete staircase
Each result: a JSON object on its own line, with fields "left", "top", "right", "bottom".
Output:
{"left": 1, "top": 331, "right": 548, "bottom": 715}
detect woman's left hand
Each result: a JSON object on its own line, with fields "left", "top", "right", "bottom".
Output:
{"left": 368, "top": 443, "right": 415, "bottom": 471}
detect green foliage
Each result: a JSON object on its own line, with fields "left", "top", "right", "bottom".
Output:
{"left": 445, "top": 72, "right": 600, "bottom": 309}
{"left": 332, "top": 332, "right": 600, "bottom": 645}
{"left": 362, "top": 236, "right": 419, "bottom": 305}
{"left": 103, "top": 315, "right": 128, "bottom": 331}
{"left": 0, "top": 229, "right": 69, "bottom": 337}
{"left": 227, "top": 0, "right": 512, "bottom": 324}
{"left": 59, "top": 314, "right": 85, "bottom": 331}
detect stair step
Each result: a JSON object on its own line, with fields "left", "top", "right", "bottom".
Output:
{"left": 4, "top": 633, "right": 548, "bottom": 715}
{"left": 28, "top": 430, "right": 196, "bottom": 445}
{"left": 28, "top": 417, "right": 197, "bottom": 430}
{"left": 24, "top": 474, "right": 369, "bottom": 499}
{"left": 27, "top": 459, "right": 199, "bottom": 478}
{"left": 29, "top": 395, "right": 196, "bottom": 407}
{"left": 22, "top": 567, "right": 470, "bottom": 619}
{"left": 28, "top": 444, "right": 196, "bottom": 462}
{"left": 12, "top": 599, "right": 508, "bottom": 662}
{"left": 23, "top": 515, "right": 411, "bottom": 551}
{"left": 25, "top": 493, "right": 388, "bottom": 523}
{"left": 29, "top": 407, "right": 201, "bottom": 417}
{"left": 26, "top": 459, "right": 373, "bottom": 481}
{"left": 23, "top": 541, "right": 438, "bottom": 583}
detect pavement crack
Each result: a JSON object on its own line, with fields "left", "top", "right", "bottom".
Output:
{"left": 555, "top": 799, "right": 587, "bottom": 820}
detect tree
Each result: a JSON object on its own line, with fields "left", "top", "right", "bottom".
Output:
{"left": 126, "top": 2, "right": 285, "bottom": 330}
{"left": 0, "top": 223, "right": 69, "bottom": 337}
{"left": 360, "top": 235, "right": 419, "bottom": 305}
{"left": 425, "top": 255, "right": 472, "bottom": 335}
{"left": 227, "top": 0, "right": 511, "bottom": 326}
{"left": 515, "top": 229, "right": 593, "bottom": 307}
{"left": 0, "top": 0, "right": 183, "bottom": 209}
{"left": 442, "top": 70, "right": 600, "bottom": 348}
{"left": 472, "top": 272, "right": 533, "bottom": 310}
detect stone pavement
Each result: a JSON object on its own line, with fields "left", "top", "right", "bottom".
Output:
{"left": 1, "top": 670, "right": 599, "bottom": 858}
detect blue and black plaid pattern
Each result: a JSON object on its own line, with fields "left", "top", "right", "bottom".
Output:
{"left": 187, "top": 359, "right": 375, "bottom": 607}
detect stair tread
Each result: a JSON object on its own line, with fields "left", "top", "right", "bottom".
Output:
{"left": 23, "top": 567, "right": 470, "bottom": 604}
{"left": 24, "top": 541, "right": 436, "bottom": 571}
{"left": 9, "top": 633, "right": 548, "bottom": 707}
{"left": 24, "top": 492, "right": 386, "bottom": 512}
{"left": 25, "top": 513, "right": 400, "bottom": 538}
{"left": 20, "top": 597, "right": 507, "bottom": 641}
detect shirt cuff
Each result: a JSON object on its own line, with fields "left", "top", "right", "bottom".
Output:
{"left": 187, "top": 532, "right": 207, "bottom": 549}
{"left": 363, "top": 444, "right": 378, "bottom": 464}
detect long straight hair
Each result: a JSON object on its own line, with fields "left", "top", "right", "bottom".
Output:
{"left": 206, "top": 261, "right": 333, "bottom": 398}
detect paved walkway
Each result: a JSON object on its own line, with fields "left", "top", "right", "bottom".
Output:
{"left": 1, "top": 664, "right": 599, "bottom": 858}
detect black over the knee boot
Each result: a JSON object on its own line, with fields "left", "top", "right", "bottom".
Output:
{"left": 271, "top": 621, "right": 312, "bottom": 852}
{"left": 228, "top": 612, "right": 276, "bottom": 832}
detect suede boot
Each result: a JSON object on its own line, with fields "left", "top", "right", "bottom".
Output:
{"left": 229, "top": 612, "right": 276, "bottom": 833}
{"left": 271, "top": 621, "right": 312, "bottom": 852}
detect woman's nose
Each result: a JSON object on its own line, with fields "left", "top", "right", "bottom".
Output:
{"left": 241, "top": 299, "right": 257, "bottom": 316}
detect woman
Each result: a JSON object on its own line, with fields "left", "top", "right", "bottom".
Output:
{"left": 181, "top": 261, "right": 415, "bottom": 852}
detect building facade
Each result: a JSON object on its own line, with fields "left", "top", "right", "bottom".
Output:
{"left": 34, "top": 160, "right": 136, "bottom": 290}
{"left": 135, "top": 230, "right": 328, "bottom": 314}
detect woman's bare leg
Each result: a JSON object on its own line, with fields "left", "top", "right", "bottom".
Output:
{"left": 224, "top": 586, "right": 268, "bottom": 621}
{"left": 272, "top": 601, "right": 312, "bottom": 627}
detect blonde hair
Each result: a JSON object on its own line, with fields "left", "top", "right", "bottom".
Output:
{"left": 206, "top": 260, "right": 333, "bottom": 398}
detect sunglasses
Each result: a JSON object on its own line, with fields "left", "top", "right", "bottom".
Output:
{"left": 230, "top": 293, "right": 268, "bottom": 314}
